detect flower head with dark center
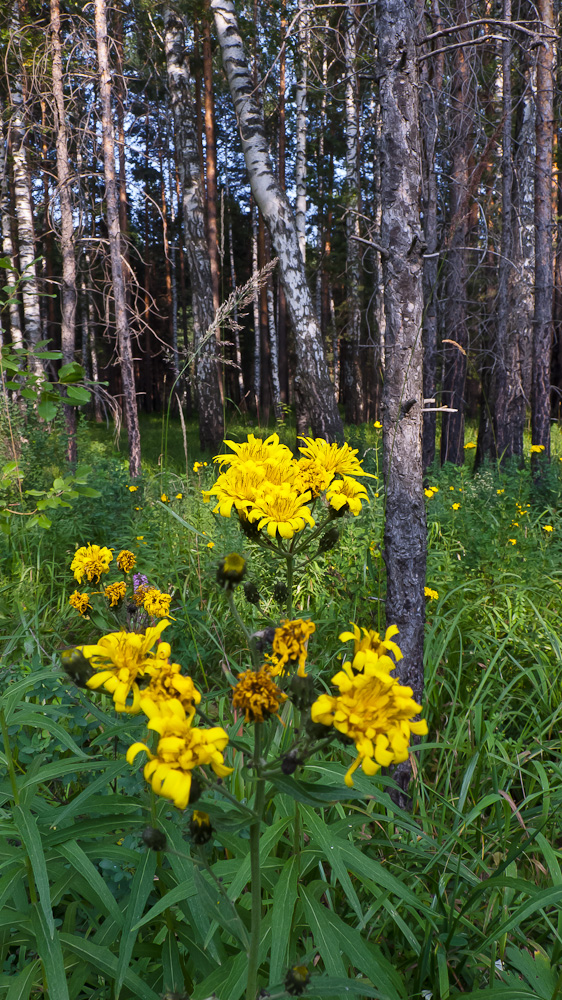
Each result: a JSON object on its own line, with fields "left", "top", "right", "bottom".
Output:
{"left": 217, "top": 552, "right": 246, "bottom": 589}
{"left": 78, "top": 619, "right": 170, "bottom": 713}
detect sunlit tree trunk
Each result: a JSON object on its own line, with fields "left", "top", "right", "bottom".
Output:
{"left": 344, "top": 0, "right": 364, "bottom": 424}
{"left": 532, "top": 0, "right": 555, "bottom": 462}
{"left": 377, "top": 0, "right": 426, "bottom": 805}
{"left": 295, "top": 0, "right": 308, "bottom": 261}
{"left": 0, "top": 103, "right": 22, "bottom": 348}
{"left": 94, "top": 0, "right": 141, "bottom": 476}
{"left": 50, "top": 0, "right": 78, "bottom": 464}
{"left": 212, "top": 0, "right": 343, "bottom": 441}
{"left": 163, "top": 4, "right": 223, "bottom": 451}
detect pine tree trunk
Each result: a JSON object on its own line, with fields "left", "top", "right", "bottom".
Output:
{"left": 50, "top": 0, "right": 78, "bottom": 464}
{"left": 163, "top": 4, "right": 224, "bottom": 452}
{"left": 94, "top": 0, "right": 141, "bottom": 476}
{"left": 211, "top": 0, "right": 343, "bottom": 442}
{"left": 344, "top": 0, "right": 364, "bottom": 424}
{"left": 532, "top": 0, "right": 555, "bottom": 461}
{"left": 251, "top": 204, "right": 261, "bottom": 412}
{"left": 377, "top": 0, "right": 427, "bottom": 804}
{"left": 440, "top": 0, "right": 471, "bottom": 465}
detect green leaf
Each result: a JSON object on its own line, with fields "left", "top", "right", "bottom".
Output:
{"left": 34, "top": 351, "right": 62, "bottom": 359}
{"left": 194, "top": 865, "right": 250, "bottom": 950}
{"left": 20, "top": 388, "right": 38, "bottom": 401}
{"left": 269, "top": 856, "right": 298, "bottom": 985}
{"left": 39, "top": 762, "right": 125, "bottom": 826}
{"left": 13, "top": 804, "right": 54, "bottom": 937}
{"left": 65, "top": 385, "right": 91, "bottom": 404}
{"left": 56, "top": 841, "right": 124, "bottom": 926}
{"left": 305, "top": 975, "right": 388, "bottom": 997}
{"left": 479, "top": 886, "right": 562, "bottom": 948}
{"left": 161, "top": 929, "right": 184, "bottom": 995}
{"left": 58, "top": 362, "right": 84, "bottom": 383}
{"left": 114, "top": 849, "right": 157, "bottom": 1000}
{"left": 37, "top": 399, "right": 57, "bottom": 421}
{"left": 30, "top": 908, "right": 70, "bottom": 1000}
{"left": 270, "top": 773, "right": 373, "bottom": 805}
{"left": 59, "top": 932, "right": 161, "bottom": 1000}
{"left": 0, "top": 257, "right": 15, "bottom": 269}
{"left": 452, "top": 990, "right": 543, "bottom": 999}
{"left": 5, "top": 958, "right": 41, "bottom": 1000}
{"left": 300, "top": 885, "right": 348, "bottom": 978}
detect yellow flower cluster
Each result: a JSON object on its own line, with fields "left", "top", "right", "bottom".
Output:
{"left": 267, "top": 618, "right": 315, "bottom": 677}
{"left": 310, "top": 623, "right": 427, "bottom": 786}
{"left": 70, "top": 544, "right": 113, "bottom": 584}
{"left": 104, "top": 581, "right": 127, "bottom": 607}
{"left": 74, "top": 618, "right": 231, "bottom": 809}
{"left": 232, "top": 668, "right": 287, "bottom": 722}
{"left": 203, "top": 433, "right": 374, "bottom": 540}
{"left": 117, "top": 549, "right": 136, "bottom": 573}
{"left": 424, "top": 587, "right": 438, "bottom": 600}
{"left": 69, "top": 590, "right": 92, "bottom": 616}
{"left": 143, "top": 588, "right": 173, "bottom": 617}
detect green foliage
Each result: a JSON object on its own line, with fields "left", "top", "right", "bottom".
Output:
{"left": 0, "top": 417, "right": 561, "bottom": 999}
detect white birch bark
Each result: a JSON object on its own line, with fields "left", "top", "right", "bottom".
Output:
{"left": 251, "top": 204, "right": 261, "bottom": 410}
{"left": 163, "top": 4, "right": 224, "bottom": 451}
{"left": 295, "top": 0, "right": 308, "bottom": 261}
{"left": 211, "top": 0, "right": 343, "bottom": 441}
{"left": 94, "top": 0, "right": 141, "bottom": 476}
{"left": 344, "top": 0, "right": 363, "bottom": 423}
{"left": 0, "top": 103, "right": 23, "bottom": 348}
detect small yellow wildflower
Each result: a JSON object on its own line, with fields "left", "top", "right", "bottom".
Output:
{"left": 143, "top": 589, "right": 173, "bottom": 617}
{"left": 543, "top": 525, "right": 554, "bottom": 532}
{"left": 140, "top": 661, "right": 201, "bottom": 722}
{"left": 128, "top": 485, "right": 138, "bottom": 492}
{"left": 450, "top": 486, "right": 455, "bottom": 491}
{"left": 373, "top": 421, "right": 382, "bottom": 430}
{"left": 136, "top": 536, "right": 144, "bottom": 541}
{"left": 217, "top": 552, "right": 246, "bottom": 588}
{"left": 69, "top": 591, "right": 92, "bottom": 616}
{"left": 193, "top": 461, "right": 204, "bottom": 472}
{"left": 326, "top": 476, "right": 369, "bottom": 516}
{"left": 104, "top": 581, "right": 127, "bottom": 607}
{"left": 207, "top": 541, "right": 215, "bottom": 549}
{"left": 452, "top": 503, "right": 461, "bottom": 510}
{"left": 508, "top": 539, "right": 517, "bottom": 545}
{"left": 161, "top": 493, "right": 169, "bottom": 503}
{"left": 424, "top": 489, "right": 435, "bottom": 499}
{"left": 464, "top": 442, "right": 476, "bottom": 449}
{"left": 70, "top": 544, "right": 113, "bottom": 584}
{"left": 424, "top": 587, "right": 439, "bottom": 600}
{"left": 530, "top": 444, "right": 545, "bottom": 454}
{"left": 247, "top": 484, "right": 315, "bottom": 539}
{"left": 232, "top": 668, "right": 287, "bottom": 723}
{"left": 117, "top": 549, "right": 136, "bottom": 573}
{"left": 78, "top": 619, "right": 170, "bottom": 712}
{"left": 497, "top": 489, "right": 505, "bottom": 495}
{"left": 511, "top": 522, "right": 519, "bottom": 527}
{"left": 175, "top": 493, "right": 183, "bottom": 499}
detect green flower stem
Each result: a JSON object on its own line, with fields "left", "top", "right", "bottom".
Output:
{"left": 292, "top": 515, "right": 333, "bottom": 555}
{"left": 286, "top": 553, "right": 294, "bottom": 619}
{"left": 226, "top": 590, "right": 260, "bottom": 669}
{"left": 246, "top": 723, "right": 266, "bottom": 1000}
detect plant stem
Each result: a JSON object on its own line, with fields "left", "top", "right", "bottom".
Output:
{"left": 246, "top": 723, "right": 265, "bottom": 1000}
{"left": 286, "top": 553, "right": 293, "bottom": 619}
{"left": 226, "top": 589, "right": 260, "bottom": 668}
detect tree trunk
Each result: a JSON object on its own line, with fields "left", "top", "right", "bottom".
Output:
{"left": 50, "top": 0, "right": 78, "bottom": 464}
{"left": 377, "top": 0, "right": 427, "bottom": 802}
{"left": 294, "top": 0, "right": 308, "bottom": 261}
{"left": 0, "top": 103, "right": 23, "bottom": 348}
{"left": 211, "top": 0, "right": 343, "bottom": 442}
{"left": 277, "top": 0, "right": 288, "bottom": 404}
{"left": 251, "top": 203, "right": 261, "bottom": 412}
{"left": 94, "top": 0, "right": 141, "bottom": 476}
{"left": 419, "top": 0, "right": 443, "bottom": 470}
{"left": 532, "top": 0, "right": 555, "bottom": 461}
{"left": 440, "top": 0, "right": 472, "bottom": 465}
{"left": 163, "top": 4, "right": 224, "bottom": 452}
{"left": 202, "top": 17, "right": 221, "bottom": 314}
{"left": 344, "top": 0, "right": 364, "bottom": 424}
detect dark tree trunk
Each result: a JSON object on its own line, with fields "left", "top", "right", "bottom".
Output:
{"left": 377, "top": 0, "right": 427, "bottom": 740}
{"left": 532, "top": 0, "right": 555, "bottom": 463}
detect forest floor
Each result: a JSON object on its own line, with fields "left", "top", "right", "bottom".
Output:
{"left": 0, "top": 412, "right": 561, "bottom": 998}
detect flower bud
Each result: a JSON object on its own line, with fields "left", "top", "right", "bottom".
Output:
{"left": 60, "top": 648, "right": 94, "bottom": 688}
{"left": 141, "top": 826, "right": 167, "bottom": 851}
{"left": 289, "top": 673, "right": 317, "bottom": 711}
{"left": 189, "top": 810, "right": 213, "bottom": 845}
{"left": 317, "top": 526, "right": 340, "bottom": 554}
{"left": 272, "top": 581, "right": 288, "bottom": 604}
{"left": 217, "top": 552, "right": 246, "bottom": 590}
{"left": 285, "top": 964, "right": 310, "bottom": 995}
{"left": 188, "top": 776, "right": 202, "bottom": 804}
{"left": 281, "top": 750, "right": 300, "bottom": 775}
{"left": 305, "top": 716, "right": 329, "bottom": 741}
{"left": 243, "top": 581, "right": 261, "bottom": 605}
{"left": 238, "top": 511, "right": 261, "bottom": 539}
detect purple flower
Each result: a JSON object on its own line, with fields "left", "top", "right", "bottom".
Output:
{"left": 133, "top": 573, "right": 149, "bottom": 592}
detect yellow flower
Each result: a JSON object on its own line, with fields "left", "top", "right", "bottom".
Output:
{"left": 232, "top": 668, "right": 287, "bottom": 722}
{"left": 530, "top": 444, "right": 545, "bottom": 454}
{"left": 175, "top": 493, "right": 183, "bottom": 499}
{"left": 133, "top": 584, "right": 149, "bottom": 607}
{"left": 78, "top": 619, "right": 170, "bottom": 713}
{"left": 464, "top": 442, "right": 476, "bottom": 449}
{"left": 449, "top": 486, "right": 455, "bottom": 491}
{"left": 267, "top": 618, "right": 316, "bottom": 677}
{"left": 310, "top": 641, "right": 427, "bottom": 786}
{"left": 247, "top": 483, "right": 315, "bottom": 539}
{"left": 508, "top": 539, "right": 517, "bottom": 545}
{"left": 207, "top": 541, "right": 215, "bottom": 549}
{"left": 511, "top": 522, "right": 519, "bottom": 527}
{"left": 424, "top": 489, "right": 435, "bottom": 499}
{"left": 117, "top": 549, "right": 136, "bottom": 573}
{"left": 140, "top": 659, "right": 202, "bottom": 723}
{"left": 127, "top": 706, "right": 232, "bottom": 810}
{"left": 161, "top": 493, "right": 169, "bottom": 503}
{"left": 543, "top": 525, "right": 554, "bottom": 532}
{"left": 128, "top": 485, "right": 138, "bottom": 492}
{"left": 69, "top": 591, "right": 92, "bottom": 616}
{"left": 298, "top": 437, "right": 375, "bottom": 479}
{"left": 326, "top": 477, "right": 369, "bottom": 516}
{"left": 293, "top": 458, "right": 334, "bottom": 497}
{"left": 104, "top": 581, "right": 127, "bottom": 607}
{"left": 338, "top": 622, "right": 403, "bottom": 668}
{"left": 424, "top": 587, "right": 439, "bottom": 600}
{"left": 452, "top": 503, "right": 461, "bottom": 510}
{"left": 143, "top": 588, "right": 173, "bottom": 617}
{"left": 193, "top": 462, "right": 204, "bottom": 472}
{"left": 70, "top": 544, "right": 113, "bottom": 584}
{"left": 204, "top": 461, "right": 267, "bottom": 517}
{"left": 497, "top": 489, "right": 505, "bottom": 495}
{"left": 136, "top": 536, "right": 144, "bottom": 540}
{"left": 217, "top": 552, "right": 246, "bottom": 588}
{"left": 373, "top": 421, "right": 382, "bottom": 430}
{"left": 215, "top": 433, "right": 292, "bottom": 471}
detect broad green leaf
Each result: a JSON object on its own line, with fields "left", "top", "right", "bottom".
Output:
{"left": 5, "top": 958, "right": 41, "bottom": 1000}
{"left": 58, "top": 362, "right": 84, "bottom": 382}
{"left": 34, "top": 351, "right": 62, "bottom": 359}
{"left": 30, "top": 908, "right": 70, "bottom": 1000}
{"left": 65, "top": 385, "right": 91, "bottom": 404}
{"left": 131, "top": 875, "right": 197, "bottom": 932}
{"left": 59, "top": 932, "right": 160, "bottom": 1000}
{"left": 37, "top": 399, "right": 57, "bottom": 420}
{"left": 20, "top": 388, "right": 38, "bottom": 401}
{"left": 57, "top": 841, "right": 124, "bottom": 926}
{"left": 270, "top": 773, "right": 371, "bottom": 805}
{"left": 114, "top": 849, "right": 157, "bottom": 1000}
{"left": 300, "top": 885, "right": 348, "bottom": 978}
{"left": 269, "top": 856, "right": 298, "bottom": 985}
{"left": 13, "top": 804, "right": 54, "bottom": 937}
{"left": 161, "top": 928, "right": 186, "bottom": 995}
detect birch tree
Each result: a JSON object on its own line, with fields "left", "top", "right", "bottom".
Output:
{"left": 294, "top": 0, "right": 308, "bottom": 261}
{"left": 94, "top": 0, "right": 141, "bottom": 476}
{"left": 163, "top": 4, "right": 224, "bottom": 452}
{"left": 211, "top": 0, "right": 343, "bottom": 442}
{"left": 343, "top": 0, "right": 364, "bottom": 424}
{"left": 0, "top": 103, "right": 23, "bottom": 349}
{"left": 376, "top": 0, "right": 426, "bottom": 803}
